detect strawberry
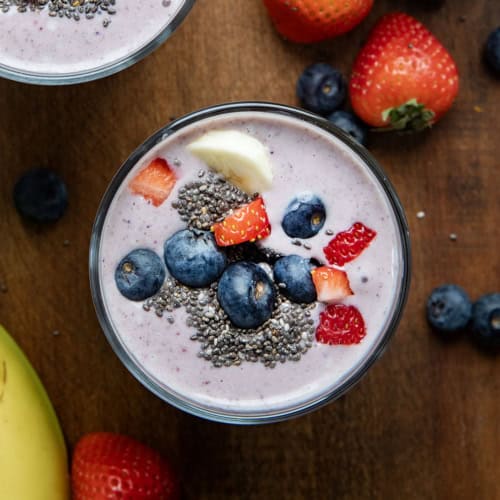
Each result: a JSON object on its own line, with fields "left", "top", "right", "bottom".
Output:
{"left": 323, "top": 222, "right": 376, "bottom": 267}
{"left": 316, "top": 303, "right": 366, "bottom": 345}
{"left": 71, "top": 432, "right": 179, "bottom": 500}
{"left": 311, "top": 266, "right": 354, "bottom": 303}
{"left": 262, "top": 0, "right": 374, "bottom": 44}
{"left": 129, "top": 158, "right": 176, "bottom": 207}
{"left": 212, "top": 196, "right": 271, "bottom": 247}
{"left": 349, "top": 12, "right": 459, "bottom": 130}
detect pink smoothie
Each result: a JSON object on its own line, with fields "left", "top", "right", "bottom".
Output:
{"left": 0, "top": 0, "right": 186, "bottom": 76}
{"left": 97, "top": 110, "right": 406, "bottom": 415}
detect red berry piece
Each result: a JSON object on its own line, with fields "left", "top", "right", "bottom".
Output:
{"left": 129, "top": 158, "right": 177, "bottom": 207}
{"left": 323, "top": 222, "right": 376, "bottom": 267}
{"left": 316, "top": 304, "right": 366, "bottom": 345}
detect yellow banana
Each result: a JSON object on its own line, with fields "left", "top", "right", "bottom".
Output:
{"left": 0, "top": 325, "right": 70, "bottom": 500}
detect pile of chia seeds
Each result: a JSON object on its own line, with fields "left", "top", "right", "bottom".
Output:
{"left": 0, "top": 0, "right": 117, "bottom": 24}
{"left": 144, "top": 278, "right": 316, "bottom": 369}
{"left": 142, "top": 171, "right": 318, "bottom": 369}
{"left": 171, "top": 170, "right": 252, "bottom": 230}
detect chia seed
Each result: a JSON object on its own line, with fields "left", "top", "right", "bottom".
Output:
{"left": 0, "top": 0, "right": 118, "bottom": 21}
{"left": 144, "top": 277, "right": 317, "bottom": 369}
{"left": 173, "top": 171, "right": 252, "bottom": 230}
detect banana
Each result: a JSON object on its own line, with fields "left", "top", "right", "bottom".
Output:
{"left": 0, "top": 325, "right": 69, "bottom": 500}
{"left": 187, "top": 130, "right": 274, "bottom": 194}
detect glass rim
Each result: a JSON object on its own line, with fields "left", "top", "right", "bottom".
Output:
{"left": 0, "top": 0, "right": 196, "bottom": 86}
{"left": 89, "top": 101, "right": 412, "bottom": 425}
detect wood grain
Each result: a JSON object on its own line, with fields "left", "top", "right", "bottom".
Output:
{"left": 0, "top": 1, "right": 499, "bottom": 498}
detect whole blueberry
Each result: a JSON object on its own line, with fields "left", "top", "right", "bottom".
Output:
{"left": 13, "top": 168, "right": 68, "bottom": 223}
{"left": 485, "top": 27, "right": 500, "bottom": 75}
{"left": 426, "top": 284, "right": 472, "bottom": 333}
{"left": 328, "top": 111, "right": 368, "bottom": 146}
{"left": 281, "top": 192, "right": 326, "bottom": 239}
{"left": 297, "top": 63, "right": 346, "bottom": 116}
{"left": 273, "top": 255, "right": 316, "bottom": 304}
{"left": 217, "top": 262, "right": 276, "bottom": 329}
{"left": 115, "top": 248, "right": 165, "bottom": 301}
{"left": 471, "top": 293, "right": 500, "bottom": 349}
{"left": 164, "top": 229, "right": 226, "bottom": 288}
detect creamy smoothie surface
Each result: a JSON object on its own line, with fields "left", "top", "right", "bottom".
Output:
{"left": 0, "top": 0, "right": 185, "bottom": 75}
{"left": 98, "top": 111, "right": 404, "bottom": 414}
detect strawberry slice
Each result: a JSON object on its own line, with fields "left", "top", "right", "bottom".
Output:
{"left": 311, "top": 266, "right": 353, "bottom": 303}
{"left": 129, "top": 158, "right": 176, "bottom": 207}
{"left": 316, "top": 304, "right": 366, "bottom": 345}
{"left": 323, "top": 222, "right": 376, "bottom": 266}
{"left": 212, "top": 196, "right": 271, "bottom": 247}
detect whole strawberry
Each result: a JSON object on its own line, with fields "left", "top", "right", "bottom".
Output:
{"left": 262, "top": 0, "right": 374, "bottom": 44}
{"left": 349, "top": 12, "right": 459, "bottom": 130}
{"left": 71, "top": 432, "right": 179, "bottom": 500}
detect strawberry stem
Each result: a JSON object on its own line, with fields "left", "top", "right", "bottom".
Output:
{"left": 380, "top": 99, "right": 435, "bottom": 132}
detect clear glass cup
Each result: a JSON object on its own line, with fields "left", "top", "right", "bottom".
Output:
{"left": 89, "top": 102, "right": 411, "bottom": 424}
{"left": 0, "top": 0, "right": 196, "bottom": 85}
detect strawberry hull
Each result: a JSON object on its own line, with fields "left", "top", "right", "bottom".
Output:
{"left": 90, "top": 103, "right": 410, "bottom": 423}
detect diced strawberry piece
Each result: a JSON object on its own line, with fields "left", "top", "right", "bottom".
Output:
{"left": 323, "top": 222, "right": 376, "bottom": 266}
{"left": 311, "top": 266, "right": 353, "bottom": 303}
{"left": 316, "top": 304, "right": 366, "bottom": 345}
{"left": 129, "top": 158, "right": 176, "bottom": 207}
{"left": 213, "top": 196, "right": 271, "bottom": 247}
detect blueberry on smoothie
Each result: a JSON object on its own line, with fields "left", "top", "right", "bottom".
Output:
{"left": 328, "top": 110, "right": 368, "bottom": 146}
{"left": 470, "top": 293, "right": 500, "bottom": 349}
{"left": 485, "top": 27, "right": 500, "bottom": 75}
{"left": 115, "top": 249, "right": 165, "bottom": 301}
{"left": 273, "top": 255, "right": 317, "bottom": 304}
{"left": 13, "top": 168, "right": 68, "bottom": 223}
{"left": 297, "top": 63, "right": 346, "bottom": 116}
{"left": 281, "top": 192, "right": 326, "bottom": 239}
{"left": 164, "top": 229, "right": 227, "bottom": 287}
{"left": 426, "top": 284, "right": 472, "bottom": 334}
{"left": 217, "top": 262, "right": 276, "bottom": 329}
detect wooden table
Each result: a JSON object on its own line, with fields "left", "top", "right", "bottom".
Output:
{"left": 1, "top": 1, "right": 499, "bottom": 498}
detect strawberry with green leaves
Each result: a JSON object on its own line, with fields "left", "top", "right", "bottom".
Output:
{"left": 262, "top": 0, "right": 374, "bottom": 44}
{"left": 349, "top": 12, "right": 459, "bottom": 131}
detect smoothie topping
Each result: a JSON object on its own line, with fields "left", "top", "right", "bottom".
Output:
{"left": 281, "top": 192, "right": 326, "bottom": 239}
{"left": 316, "top": 304, "right": 367, "bottom": 345}
{"left": 311, "top": 266, "right": 353, "bottom": 304}
{"left": 323, "top": 222, "right": 377, "bottom": 267}
{"left": 1, "top": 0, "right": 118, "bottom": 24}
{"left": 129, "top": 158, "right": 177, "bottom": 207}
{"left": 187, "top": 130, "right": 274, "bottom": 194}
{"left": 212, "top": 196, "right": 271, "bottom": 247}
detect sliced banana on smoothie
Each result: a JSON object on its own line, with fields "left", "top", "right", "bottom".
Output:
{"left": 187, "top": 130, "right": 273, "bottom": 194}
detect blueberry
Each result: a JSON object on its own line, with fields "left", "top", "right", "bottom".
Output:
{"left": 471, "top": 293, "right": 500, "bottom": 349}
{"left": 13, "top": 168, "right": 68, "bottom": 223}
{"left": 328, "top": 111, "right": 368, "bottom": 146}
{"left": 281, "top": 192, "right": 326, "bottom": 239}
{"left": 485, "top": 27, "right": 500, "bottom": 75}
{"left": 115, "top": 249, "right": 165, "bottom": 301}
{"left": 273, "top": 255, "right": 316, "bottom": 304}
{"left": 217, "top": 262, "right": 276, "bottom": 329}
{"left": 164, "top": 229, "right": 226, "bottom": 287}
{"left": 297, "top": 63, "right": 346, "bottom": 116}
{"left": 426, "top": 284, "right": 472, "bottom": 333}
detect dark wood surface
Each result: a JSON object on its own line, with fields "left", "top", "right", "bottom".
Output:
{"left": 1, "top": 1, "right": 499, "bottom": 498}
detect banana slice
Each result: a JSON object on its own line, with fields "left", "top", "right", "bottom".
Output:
{"left": 187, "top": 130, "right": 273, "bottom": 194}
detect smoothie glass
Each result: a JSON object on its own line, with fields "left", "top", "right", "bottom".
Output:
{"left": 0, "top": 0, "right": 196, "bottom": 85}
{"left": 89, "top": 102, "right": 411, "bottom": 424}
